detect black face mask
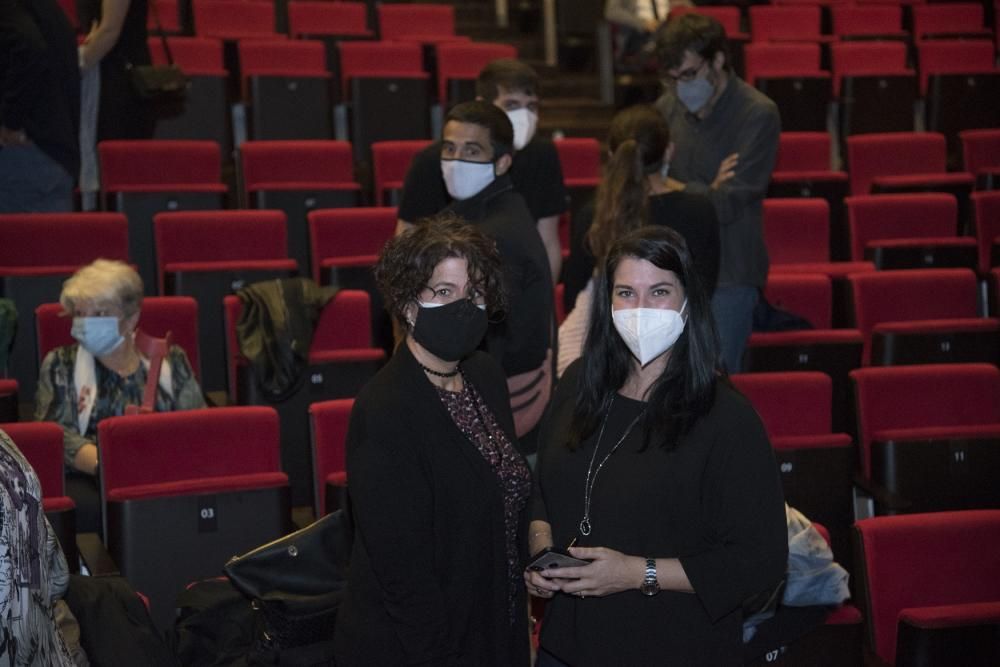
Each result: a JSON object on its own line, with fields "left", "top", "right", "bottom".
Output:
{"left": 411, "top": 298, "right": 488, "bottom": 362}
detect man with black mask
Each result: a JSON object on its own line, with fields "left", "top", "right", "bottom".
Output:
{"left": 437, "top": 100, "right": 554, "bottom": 459}
{"left": 655, "top": 14, "right": 780, "bottom": 373}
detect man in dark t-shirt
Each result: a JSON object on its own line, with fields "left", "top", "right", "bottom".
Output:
{"left": 397, "top": 59, "right": 568, "bottom": 284}
{"left": 435, "top": 101, "right": 554, "bottom": 454}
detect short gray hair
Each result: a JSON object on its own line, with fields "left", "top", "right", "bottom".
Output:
{"left": 60, "top": 259, "right": 144, "bottom": 317}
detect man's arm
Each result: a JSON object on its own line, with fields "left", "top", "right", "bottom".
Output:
{"left": 674, "top": 105, "right": 780, "bottom": 226}
{"left": 536, "top": 214, "right": 562, "bottom": 285}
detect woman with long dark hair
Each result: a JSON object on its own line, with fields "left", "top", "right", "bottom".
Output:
{"left": 558, "top": 105, "right": 720, "bottom": 376}
{"left": 528, "top": 226, "right": 786, "bottom": 666}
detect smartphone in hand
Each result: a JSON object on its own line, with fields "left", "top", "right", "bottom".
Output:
{"left": 527, "top": 547, "right": 590, "bottom": 575}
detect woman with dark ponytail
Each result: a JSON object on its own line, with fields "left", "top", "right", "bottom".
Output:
{"left": 558, "top": 105, "right": 721, "bottom": 376}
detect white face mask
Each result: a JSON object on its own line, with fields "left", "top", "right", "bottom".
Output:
{"left": 71, "top": 316, "right": 125, "bottom": 357}
{"left": 611, "top": 301, "right": 687, "bottom": 366}
{"left": 441, "top": 159, "right": 496, "bottom": 200}
{"left": 506, "top": 108, "right": 538, "bottom": 150}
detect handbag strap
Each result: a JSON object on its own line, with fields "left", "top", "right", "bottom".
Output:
{"left": 149, "top": 0, "right": 176, "bottom": 66}
{"left": 125, "top": 329, "right": 172, "bottom": 415}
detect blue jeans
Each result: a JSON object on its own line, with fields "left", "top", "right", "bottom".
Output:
{"left": 0, "top": 143, "right": 73, "bottom": 213}
{"left": 711, "top": 285, "right": 759, "bottom": 373}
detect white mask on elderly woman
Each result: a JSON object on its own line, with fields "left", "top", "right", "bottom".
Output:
{"left": 611, "top": 301, "right": 687, "bottom": 366}
{"left": 71, "top": 316, "right": 125, "bottom": 357}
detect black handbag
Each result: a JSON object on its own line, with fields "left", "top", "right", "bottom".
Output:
{"left": 223, "top": 509, "right": 352, "bottom": 655}
{"left": 131, "top": 0, "right": 188, "bottom": 117}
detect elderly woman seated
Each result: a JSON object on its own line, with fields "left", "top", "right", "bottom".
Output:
{"left": 35, "top": 259, "right": 205, "bottom": 533}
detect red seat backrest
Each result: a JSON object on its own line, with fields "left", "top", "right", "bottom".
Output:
{"left": 730, "top": 371, "right": 833, "bottom": 436}
{"left": 147, "top": 0, "right": 180, "bottom": 32}
{"left": 960, "top": 129, "right": 1000, "bottom": 175}
{"left": 307, "top": 207, "right": 396, "bottom": 283}
{"left": 831, "top": 6, "right": 902, "bottom": 36}
{"left": 554, "top": 138, "right": 601, "bottom": 186}
{"left": 0, "top": 422, "right": 66, "bottom": 497}
{"left": 240, "top": 141, "right": 356, "bottom": 191}
{"left": 287, "top": 1, "right": 370, "bottom": 37}
{"left": 192, "top": 0, "right": 276, "bottom": 39}
{"left": 98, "top": 407, "right": 282, "bottom": 491}
{"left": 855, "top": 510, "right": 1000, "bottom": 666}
{"left": 845, "top": 193, "right": 958, "bottom": 261}
{"left": 378, "top": 3, "right": 455, "bottom": 40}
{"left": 763, "top": 272, "right": 833, "bottom": 329}
{"left": 750, "top": 6, "right": 823, "bottom": 42}
{"left": 312, "top": 291, "right": 374, "bottom": 352}
{"left": 36, "top": 297, "right": 201, "bottom": 379}
{"left": 238, "top": 39, "right": 328, "bottom": 77}
{"left": 849, "top": 268, "right": 981, "bottom": 338}
{"left": 0, "top": 213, "right": 129, "bottom": 270}
{"left": 917, "top": 40, "right": 996, "bottom": 95}
{"left": 309, "top": 398, "right": 354, "bottom": 516}
{"left": 148, "top": 37, "right": 226, "bottom": 76}
{"left": 435, "top": 42, "right": 518, "bottom": 103}
{"left": 99, "top": 140, "right": 222, "bottom": 190}
{"left": 154, "top": 210, "right": 289, "bottom": 266}
{"left": 972, "top": 191, "right": 1000, "bottom": 273}
{"left": 337, "top": 41, "right": 425, "bottom": 97}
{"left": 744, "top": 42, "right": 824, "bottom": 83}
{"left": 845, "top": 132, "right": 948, "bottom": 195}
{"left": 830, "top": 41, "right": 910, "bottom": 95}
{"left": 774, "top": 132, "right": 832, "bottom": 173}
{"left": 762, "top": 197, "right": 830, "bottom": 264}
{"left": 371, "top": 141, "right": 433, "bottom": 205}
{"left": 912, "top": 3, "right": 986, "bottom": 38}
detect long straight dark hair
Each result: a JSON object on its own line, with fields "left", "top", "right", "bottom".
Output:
{"left": 567, "top": 227, "right": 721, "bottom": 451}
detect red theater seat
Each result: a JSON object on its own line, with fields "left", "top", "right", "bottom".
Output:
{"left": 0, "top": 380, "right": 16, "bottom": 423}
{"left": 371, "top": 140, "right": 433, "bottom": 205}
{"left": 377, "top": 3, "right": 456, "bottom": 42}
{"left": 831, "top": 41, "right": 915, "bottom": 137}
{"left": 192, "top": 0, "right": 276, "bottom": 41}
{"left": 0, "top": 213, "right": 129, "bottom": 401}
{"left": 749, "top": 6, "right": 832, "bottom": 44}
{"left": 972, "top": 191, "right": 1000, "bottom": 275}
{"left": 960, "top": 128, "right": 1000, "bottom": 189}
{"left": 854, "top": 510, "right": 1000, "bottom": 666}
{"left": 845, "top": 133, "right": 974, "bottom": 204}
{"left": 98, "top": 407, "right": 290, "bottom": 628}
{"left": 240, "top": 140, "right": 361, "bottom": 275}
{"left": 848, "top": 268, "right": 998, "bottom": 366}
{"left": 850, "top": 365, "right": 1000, "bottom": 514}
{"left": 845, "top": 193, "right": 975, "bottom": 270}
{"left": 309, "top": 398, "right": 353, "bottom": 517}
{"left": 435, "top": 42, "right": 517, "bottom": 106}
{"left": 912, "top": 3, "right": 992, "bottom": 40}
{"left": 223, "top": 293, "right": 383, "bottom": 506}
{"left": 831, "top": 5, "right": 907, "bottom": 40}
{"left": 154, "top": 210, "right": 297, "bottom": 394}
{"left": 744, "top": 42, "right": 830, "bottom": 131}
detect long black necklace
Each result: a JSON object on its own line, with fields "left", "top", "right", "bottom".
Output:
{"left": 579, "top": 395, "right": 645, "bottom": 536}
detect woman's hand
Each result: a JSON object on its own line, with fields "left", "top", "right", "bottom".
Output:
{"left": 524, "top": 567, "right": 562, "bottom": 599}
{"left": 537, "top": 547, "right": 644, "bottom": 598}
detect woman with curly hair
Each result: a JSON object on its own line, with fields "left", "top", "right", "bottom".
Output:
{"left": 334, "top": 213, "right": 531, "bottom": 666}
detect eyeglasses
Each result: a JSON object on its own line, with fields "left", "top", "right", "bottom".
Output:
{"left": 661, "top": 59, "right": 708, "bottom": 85}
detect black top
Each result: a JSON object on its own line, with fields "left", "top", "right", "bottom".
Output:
{"left": 532, "top": 360, "right": 788, "bottom": 666}
{"left": 563, "top": 191, "right": 721, "bottom": 311}
{"left": 398, "top": 138, "right": 569, "bottom": 223}
{"left": 656, "top": 76, "right": 780, "bottom": 289}
{"left": 333, "top": 344, "right": 530, "bottom": 667}
{"left": 444, "top": 174, "right": 554, "bottom": 377}
{"left": 0, "top": 0, "right": 80, "bottom": 178}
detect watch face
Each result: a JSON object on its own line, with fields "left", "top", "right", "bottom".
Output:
{"left": 640, "top": 580, "right": 660, "bottom": 596}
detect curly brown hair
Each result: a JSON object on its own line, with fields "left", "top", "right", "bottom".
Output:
{"left": 375, "top": 212, "right": 507, "bottom": 327}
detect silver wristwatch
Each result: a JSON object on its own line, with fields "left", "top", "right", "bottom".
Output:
{"left": 640, "top": 557, "right": 660, "bottom": 596}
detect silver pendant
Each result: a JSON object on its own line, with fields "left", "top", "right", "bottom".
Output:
{"left": 579, "top": 519, "right": 591, "bottom": 536}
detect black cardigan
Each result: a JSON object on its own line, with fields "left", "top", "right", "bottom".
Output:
{"left": 333, "top": 343, "right": 531, "bottom": 667}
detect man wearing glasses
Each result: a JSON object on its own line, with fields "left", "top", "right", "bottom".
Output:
{"left": 654, "top": 14, "right": 780, "bottom": 373}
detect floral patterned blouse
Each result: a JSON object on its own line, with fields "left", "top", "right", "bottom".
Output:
{"left": 34, "top": 344, "right": 206, "bottom": 466}
{"left": 435, "top": 375, "right": 532, "bottom": 623}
